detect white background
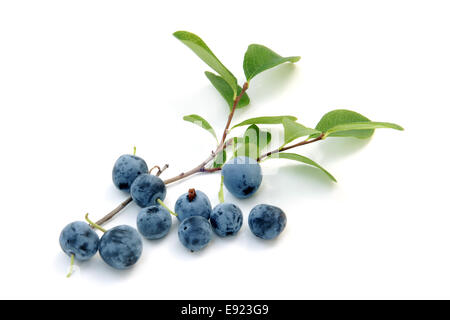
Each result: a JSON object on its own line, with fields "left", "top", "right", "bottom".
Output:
{"left": 1, "top": 0, "right": 449, "bottom": 299}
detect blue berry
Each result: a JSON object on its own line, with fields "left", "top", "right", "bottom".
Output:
{"left": 130, "top": 173, "right": 166, "bottom": 208}
{"left": 112, "top": 154, "right": 148, "bottom": 192}
{"left": 137, "top": 205, "right": 172, "bottom": 240}
{"left": 178, "top": 216, "right": 212, "bottom": 252}
{"left": 248, "top": 204, "right": 287, "bottom": 240}
{"left": 222, "top": 156, "right": 262, "bottom": 199}
{"left": 99, "top": 225, "right": 143, "bottom": 270}
{"left": 174, "top": 189, "right": 212, "bottom": 221}
{"left": 59, "top": 221, "right": 99, "bottom": 261}
{"left": 210, "top": 203, "right": 243, "bottom": 237}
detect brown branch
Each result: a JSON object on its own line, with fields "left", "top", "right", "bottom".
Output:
{"left": 162, "top": 151, "right": 217, "bottom": 184}
{"left": 220, "top": 82, "right": 249, "bottom": 145}
{"left": 201, "top": 167, "right": 222, "bottom": 173}
{"left": 257, "top": 133, "right": 325, "bottom": 161}
{"left": 95, "top": 196, "right": 133, "bottom": 226}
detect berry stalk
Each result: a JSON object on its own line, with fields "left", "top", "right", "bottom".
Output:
{"left": 66, "top": 254, "right": 75, "bottom": 278}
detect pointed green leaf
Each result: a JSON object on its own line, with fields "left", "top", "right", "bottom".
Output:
{"left": 282, "top": 118, "right": 321, "bottom": 145}
{"left": 174, "top": 31, "right": 238, "bottom": 95}
{"left": 324, "top": 121, "right": 404, "bottom": 138}
{"left": 183, "top": 114, "right": 217, "bottom": 142}
{"left": 204, "top": 72, "right": 250, "bottom": 110}
{"left": 243, "top": 124, "right": 272, "bottom": 156}
{"left": 267, "top": 153, "right": 337, "bottom": 182}
{"left": 245, "top": 124, "right": 272, "bottom": 149}
{"left": 243, "top": 44, "right": 300, "bottom": 81}
{"left": 213, "top": 150, "right": 227, "bottom": 168}
{"left": 315, "top": 109, "right": 403, "bottom": 139}
{"left": 315, "top": 109, "right": 373, "bottom": 139}
{"left": 232, "top": 115, "right": 297, "bottom": 129}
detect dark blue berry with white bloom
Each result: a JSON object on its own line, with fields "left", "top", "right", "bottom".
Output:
{"left": 99, "top": 225, "right": 143, "bottom": 270}
{"left": 178, "top": 216, "right": 212, "bottom": 252}
{"left": 137, "top": 205, "right": 172, "bottom": 240}
{"left": 222, "top": 156, "right": 262, "bottom": 199}
{"left": 130, "top": 173, "right": 166, "bottom": 208}
{"left": 175, "top": 188, "right": 212, "bottom": 221}
{"left": 112, "top": 154, "right": 148, "bottom": 192}
{"left": 248, "top": 204, "right": 287, "bottom": 240}
{"left": 210, "top": 203, "right": 243, "bottom": 237}
{"left": 59, "top": 221, "right": 99, "bottom": 261}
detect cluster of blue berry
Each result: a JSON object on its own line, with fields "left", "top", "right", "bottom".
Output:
{"left": 59, "top": 153, "right": 286, "bottom": 274}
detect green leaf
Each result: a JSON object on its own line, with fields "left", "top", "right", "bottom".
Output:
{"left": 183, "top": 114, "right": 217, "bottom": 142}
{"left": 229, "top": 125, "right": 272, "bottom": 159}
{"left": 267, "top": 153, "right": 337, "bottom": 182}
{"left": 204, "top": 72, "right": 250, "bottom": 110}
{"left": 325, "top": 122, "right": 404, "bottom": 138}
{"left": 315, "top": 109, "right": 403, "bottom": 139}
{"left": 232, "top": 115, "right": 297, "bottom": 129}
{"left": 174, "top": 31, "right": 238, "bottom": 95}
{"left": 282, "top": 118, "right": 321, "bottom": 145}
{"left": 314, "top": 109, "right": 373, "bottom": 139}
{"left": 213, "top": 150, "right": 227, "bottom": 168}
{"left": 243, "top": 44, "right": 300, "bottom": 81}
{"left": 243, "top": 124, "right": 272, "bottom": 156}
{"left": 234, "top": 141, "right": 259, "bottom": 160}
